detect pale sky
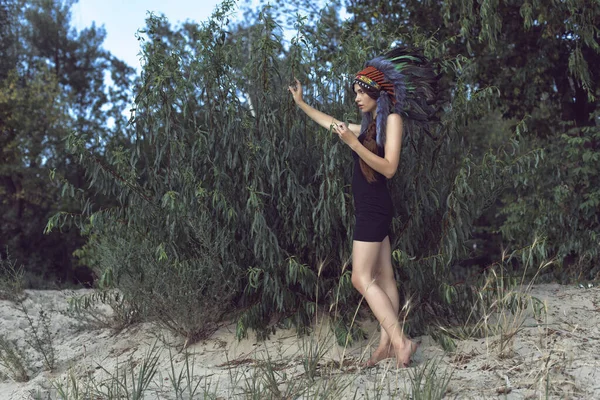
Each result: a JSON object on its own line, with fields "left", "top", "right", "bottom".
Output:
{"left": 71, "top": 0, "right": 233, "bottom": 70}
{"left": 71, "top": 1, "right": 346, "bottom": 71}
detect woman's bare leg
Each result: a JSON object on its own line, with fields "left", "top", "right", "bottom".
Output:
{"left": 351, "top": 239, "right": 414, "bottom": 367}
{"left": 364, "top": 236, "right": 401, "bottom": 365}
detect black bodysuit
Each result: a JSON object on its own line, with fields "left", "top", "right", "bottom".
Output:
{"left": 351, "top": 132, "right": 394, "bottom": 242}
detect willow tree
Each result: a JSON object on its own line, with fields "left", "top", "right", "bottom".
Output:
{"left": 448, "top": 0, "right": 600, "bottom": 279}
{"left": 345, "top": 0, "right": 600, "bottom": 278}
{"left": 1, "top": 0, "right": 135, "bottom": 285}
{"left": 51, "top": 0, "right": 537, "bottom": 343}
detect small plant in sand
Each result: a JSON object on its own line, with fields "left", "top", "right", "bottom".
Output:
{"left": 479, "top": 245, "right": 550, "bottom": 359}
{"left": 166, "top": 347, "right": 203, "bottom": 399}
{"left": 52, "top": 369, "right": 94, "bottom": 400}
{"left": 235, "top": 345, "right": 295, "bottom": 399}
{"left": 1, "top": 250, "right": 58, "bottom": 372}
{"left": 77, "top": 341, "right": 162, "bottom": 400}
{"left": 436, "top": 240, "right": 551, "bottom": 358}
{"left": 521, "top": 299, "right": 582, "bottom": 399}
{"left": 300, "top": 324, "right": 335, "bottom": 381}
{"left": 52, "top": 344, "right": 208, "bottom": 400}
{"left": 17, "top": 303, "right": 57, "bottom": 371}
{"left": 0, "top": 250, "right": 25, "bottom": 302}
{"left": 234, "top": 340, "right": 352, "bottom": 400}
{"left": 406, "top": 358, "right": 453, "bottom": 400}
{"left": 255, "top": 359, "right": 289, "bottom": 399}
{"left": 0, "top": 334, "right": 30, "bottom": 382}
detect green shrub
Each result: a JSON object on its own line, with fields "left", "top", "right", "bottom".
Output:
{"left": 501, "top": 112, "right": 600, "bottom": 281}
{"left": 47, "top": 1, "right": 540, "bottom": 342}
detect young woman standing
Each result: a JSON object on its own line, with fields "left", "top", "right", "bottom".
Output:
{"left": 289, "top": 48, "right": 437, "bottom": 367}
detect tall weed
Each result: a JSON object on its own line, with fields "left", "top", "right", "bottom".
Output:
{"left": 0, "top": 251, "right": 25, "bottom": 302}
{"left": 0, "top": 335, "right": 29, "bottom": 382}
{"left": 16, "top": 302, "right": 56, "bottom": 371}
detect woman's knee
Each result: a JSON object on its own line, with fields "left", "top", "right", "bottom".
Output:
{"left": 352, "top": 270, "right": 380, "bottom": 294}
{"left": 351, "top": 271, "right": 370, "bottom": 293}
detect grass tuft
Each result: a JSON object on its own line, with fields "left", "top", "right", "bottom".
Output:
{"left": 406, "top": 358, "right": 453, "bottom": 400}
{"left": 94, "top": 340, "right": 161, "bottom": 400}
{"left": 0, "top": 250, "right": 26, "bottom": 302}
{"left": 0, "top": 334, "right": 30, "bottom": 382}
{"left": 167, "top": 347, "right": 203, "bottom": 399}
{"left": 17, "top": 302, "right": 56, "bottom": 371}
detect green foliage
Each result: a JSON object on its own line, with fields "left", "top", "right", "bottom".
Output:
{"left": 501, "top": 115, "right": 600, "bottom": 280}
{"left": 440, "top": 0, "right": 600, "bottom": 278}
{"left": 0, "top": 0, "right": 135, "bottom": 285}
{"left": 345, "top": 0, "right": 600, "bottom": 280}
{"left": 0, "top": 64, "right": 77, "bottom": 284}
{"left": 0, "top": 0, "right": 594, "bottom": 348}
{"left": 70, "top": 205, "right": 240, "bottom": 342}
{"left": 0, "top": 0, "right": 592, "bottom": 350}
{"left": 46, "top": 0, "right": 540, "bottom": 343}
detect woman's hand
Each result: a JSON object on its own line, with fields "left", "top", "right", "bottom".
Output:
{"left": 334, "top": 122, "right": 359, "bottom": 149}
{"left": 288, "top": 78, "right": 304, "bottom": 104}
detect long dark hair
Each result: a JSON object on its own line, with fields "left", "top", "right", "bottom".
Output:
{"left": 358, "top": 84, "right": 392, "bottom": 183}
{"left": 359, "top": 120, "right": 380, "bottom": 183}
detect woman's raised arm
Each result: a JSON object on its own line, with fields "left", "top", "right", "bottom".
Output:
{"left": 289, "top": 78, "right": 361, "bottom": 136}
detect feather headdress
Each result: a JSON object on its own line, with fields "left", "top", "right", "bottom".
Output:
{"left": 353, "top": 47, "right": 439, "bottom": 148}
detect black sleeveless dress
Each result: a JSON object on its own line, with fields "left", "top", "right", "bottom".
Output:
{"left": 351, "top": 133, "right": 394, "bottom": 242}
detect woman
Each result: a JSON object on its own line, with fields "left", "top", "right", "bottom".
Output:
{"left": 289, "top": 48, "right": 437, "bottom": 368}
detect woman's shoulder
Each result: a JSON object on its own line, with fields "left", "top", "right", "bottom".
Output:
{"left": 387, "top": 113, "right": 403, "bottom": 122}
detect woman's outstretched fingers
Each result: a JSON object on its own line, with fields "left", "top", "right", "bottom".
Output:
{"left": 288, "top": 78, "right": 304, "bottom": 103}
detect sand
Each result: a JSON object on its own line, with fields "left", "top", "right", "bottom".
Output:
{"left": 1, "top": 283, "right": 599, "bottom": 399}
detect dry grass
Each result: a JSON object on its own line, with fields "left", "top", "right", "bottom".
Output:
{"left": 0, "top": 335, "right": 29, "bottom": 382}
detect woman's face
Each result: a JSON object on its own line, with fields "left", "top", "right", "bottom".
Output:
{"left": 353, "top": 83, "right": 377, "bottom": 115}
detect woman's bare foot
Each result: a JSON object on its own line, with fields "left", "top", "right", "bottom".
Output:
{"left": 362, "top": 342, "right": 394, "bottom": 367}
{"left": 395, "top": 338, "right": 418, "bottom": 368}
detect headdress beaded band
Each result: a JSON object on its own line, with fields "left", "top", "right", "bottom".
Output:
{"left": 355, "top": 75, "right": 381, "bottom": 91}
{"left": 354, "top": 66, "right": 396, "bottom": 103}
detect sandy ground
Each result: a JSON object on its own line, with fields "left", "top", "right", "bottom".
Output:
{"left": 1, "top": 283, "right": 599, "bottom": 399}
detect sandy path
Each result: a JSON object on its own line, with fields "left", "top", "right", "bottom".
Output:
{"left": 1, "top": 283, "right": 598, "bottom": 399}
